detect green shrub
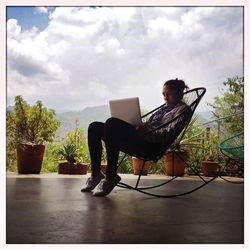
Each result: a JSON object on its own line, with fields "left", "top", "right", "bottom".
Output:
{"left": 6, "top": 96, "right": 60, "bottom": 172}
{"left": 42, "top": 142, "right": 61, "bottom": 173}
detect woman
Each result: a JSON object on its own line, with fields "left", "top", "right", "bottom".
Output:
{"left": 81, "top": 78, "right": 189, "bottom": 196}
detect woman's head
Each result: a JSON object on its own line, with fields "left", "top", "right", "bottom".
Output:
{"left": 162, "top": 78, "right": 188, "bottom": 104}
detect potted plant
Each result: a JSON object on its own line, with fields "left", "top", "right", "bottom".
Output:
{"left": 201, "top": 156, "right": 219, "bottom": 177}
{"left": 165, "top": 117, "right": 204, "bottom": 176}
{"left": 132, "top": 157, "right": 151, "bottom": 175}
{"left": 57, "top": 143, "right": 88, "bottom": 174}
{"left": 57, "top": 128, "right": 88, "bottom": 175}
{"left": 201, "top": 127, "right": 220, "bottom": 177}
{"left": 165, "top": 150, "right": 188, "bottom": 176}
{"left": 7, "top": 96, "right": 60, "bottom": 174}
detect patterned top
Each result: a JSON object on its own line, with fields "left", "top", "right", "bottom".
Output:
{"left": 137, "top": 101, "right": 190, "bottom": 145}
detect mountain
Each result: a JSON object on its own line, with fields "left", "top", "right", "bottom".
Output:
{"left": 6, "top": 106, "right": 14, "bottom": 112}
{"left": 6, "top": 104, "right": 110, "bottom": 137}
{"left": 56, "top": 105, "right": 110, "bottom": 137}
{"left": 6, "top": 104, "right": 213, "bottom": 138}
{"left": 195, "top": 110, "right": 213, "bottom": 125}
{"left": 56, "top": 107, "right": 214, "bottom": 137}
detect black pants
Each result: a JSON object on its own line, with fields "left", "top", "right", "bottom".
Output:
{"left": 88, "top": 117, "right": 161, "bottom": 176}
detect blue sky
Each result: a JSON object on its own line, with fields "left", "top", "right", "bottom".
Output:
{"left": 6, "top": 6, "right": 244, "bottom": 112}
{"left": 6, "top": 6, "right": 54, "bottom": 31}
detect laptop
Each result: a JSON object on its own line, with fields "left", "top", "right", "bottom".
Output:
{"left": 109, "top": 97, "right": 142, "bottom": 126}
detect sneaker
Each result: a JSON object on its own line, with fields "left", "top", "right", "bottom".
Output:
{"left": 93, "top": 175, "right": 121, "bottom": 197}
{"left": 81, "top": 172, "right": 105, "bottom": 192}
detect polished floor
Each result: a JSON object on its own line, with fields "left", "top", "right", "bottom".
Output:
{"left": 6, "top": 173, "right": 244, "bottom": 244}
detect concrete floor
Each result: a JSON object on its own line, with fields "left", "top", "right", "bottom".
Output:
{"left": 6, "top": 173, "right": 244, "bottom": 244}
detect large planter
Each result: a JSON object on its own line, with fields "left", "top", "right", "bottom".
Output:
{"left": 16, "top": 143, "right": 45, "bottom": 174}
{"left": 165, "top": 150, "right": 188, "bottom": 177}
{"left": 201, "top": 161, "right": 219, "bottom": 177}
{"left": 132, "top": 157, "right": 151, "bottom": 175}
{"left": 58, "top": 162, "right": 88, "bottom": 175}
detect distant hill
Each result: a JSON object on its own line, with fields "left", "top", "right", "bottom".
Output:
{"left": 195, "top": 110, "right": 213, "bottom": 125}
{"left": 56, "top": 107, "right": 214, "bottom": 137}
{"left": 6, "top": 106, "right": 14, "bottom": 112}
{"left": 6, "top": 104, "right": 214, "bottom": 138}
{"left": 56, "top": 105, "right": 110, "bottom": 137}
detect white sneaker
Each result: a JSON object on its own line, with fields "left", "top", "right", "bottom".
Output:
{"left": 93, "top": 175, "right": 121, "bottom": 197}
{"left": 81, "top": 172, "right": 105, "bottom": 192}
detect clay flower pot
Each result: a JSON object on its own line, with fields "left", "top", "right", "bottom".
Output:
{"left": 165, "top": 151, "right": 188, "bottom": 177}
{"left": 132, "top": 157, "right": 151, "bottom": 175}
{"left": 201, "top": 161, "right": 219, "bottom": 177}
{"left": 16, "top": 143, "right": 45, "bottom": 174}
{"left": 58, "top": 162, "right": 88, "bottom": 175}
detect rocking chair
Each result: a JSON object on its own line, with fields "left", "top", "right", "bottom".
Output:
{"left": 117, "top": 87, "right": 218, "bottom": 198}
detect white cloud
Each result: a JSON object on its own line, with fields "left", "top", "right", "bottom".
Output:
{"left": 36, "top": 7, "right": 48, "bottom": 14}
{"left": 7, "top": 7, "right": 243, "bottom": 112}
{"left": 7, "top": 19, "right": 21, "bottom": 37}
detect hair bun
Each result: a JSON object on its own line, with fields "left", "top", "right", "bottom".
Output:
{"left": 164, "top": 78, "right": 189, "bottom": 92}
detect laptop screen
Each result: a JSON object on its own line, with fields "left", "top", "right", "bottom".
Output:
{"left": 109, "top": 97, "right": 142, "bottom": 126}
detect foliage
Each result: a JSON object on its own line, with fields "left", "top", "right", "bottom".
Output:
{"left": 101, "top": 141, "right": 107, "bottom": 163}
{"left": 148, "top": 158, "right": 166, "bottom": 175}
{"left": 202, "top": 128, "right": 220, "bottom": 161}
{"left": 6, "top": 142, "right": 17, "bottom": 172}
{"left": 6, "top": 96, "right": 60, "bottom": 172}
{"left": 57, "top": 128, "right": 90, "bottom": 164}
{"left": 42, "top": 142, "right": 61, "bottom": 172}
{"left": 58, "top": 143, "right": 78, "bottom": 163}
{"left": 117, "top": 154, "right": 133, "bottom": 173}
{"left": 168, "top": 116, "right": 204, "bottom": 174}
{"left": 208, "top": 76, "right": 244, "bottom": 134}
{"left": 173, "top": 117, "right": 220, "bottom": 174}
{"left": 182, "top": 120, "right": 206, "bottom": 174}
{"left": 177, "top": 116, "right": 204, "bottom": 151}
{"left": 7, "top": 95, "right": 60, "bottom": 146}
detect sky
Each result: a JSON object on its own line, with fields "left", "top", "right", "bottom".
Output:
{"left": 6, "top": 6, "right": 244, "bottom": 112}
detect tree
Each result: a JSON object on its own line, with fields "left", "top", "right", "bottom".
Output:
{"left": 6, "top": 96, "right": 60, "bottom": 172}
{"left": 7, "top": 95, "right": 60, "bottom": 146}
{"left": 208, "top": 76, "right": 244, "bottom": 134}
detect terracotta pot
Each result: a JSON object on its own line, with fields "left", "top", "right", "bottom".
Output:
{"left": 58, "top": 162, "right": 88, "bottom": 175}
{"left": 165, "top": 151, "right": 188, "bottom": 177}
{"left": 202, "top": 161, "right": 219, "bottom": 177}
{"left": 16, "top": 143, "right": 45, "bottom": 174}
{"left": 132, "top": 157, "right": 151, "bottom": 175}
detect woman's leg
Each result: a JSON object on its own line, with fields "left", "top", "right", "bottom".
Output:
{"left": 81, "top": 122, "right": 105, "bottom": 192}
{"left": 88, "top": 122, "right": 105, "bottom": 176}
{"left": 91, "top": 118, "right": 159, "bottom": 196}
{"left": 104, "top": 118, "right": 150, "bottom": 177}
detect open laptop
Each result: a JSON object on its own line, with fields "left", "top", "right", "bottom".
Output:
{"left": 109, "top": 97, "right": 142, "bottom": 126}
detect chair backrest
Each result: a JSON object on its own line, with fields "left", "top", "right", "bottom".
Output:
{"left": 142, "top": 87, "right": 206, "bottom": 160}
{"left": 169, "top": 87, "right": 206, "bottom": 148}
{"left": 218, "top": 132, "right": 244, "bottom": 161}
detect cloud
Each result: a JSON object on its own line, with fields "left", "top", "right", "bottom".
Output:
{"left": 7, "top": 19, "right": 21, "bottom": 37}
{"left": 35, "top": 7, "right": 48, "bottom": 14}
{"left": 7, "top": 6, "right": 243, "bottom": 111}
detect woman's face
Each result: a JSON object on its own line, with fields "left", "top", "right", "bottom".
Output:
{"left": 162, "top": 85, "right": 179, "bottom": 104}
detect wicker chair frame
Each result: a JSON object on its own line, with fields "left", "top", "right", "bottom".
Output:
{"left": 116, "top": 87, "right": 221, "bottom": 198}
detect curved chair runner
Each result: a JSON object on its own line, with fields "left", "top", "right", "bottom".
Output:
{"left": 117, "top": 87, "right": 218, "bottom": 198}
{"left": 218, "top": 132, "right": 244, "bottom": 183}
